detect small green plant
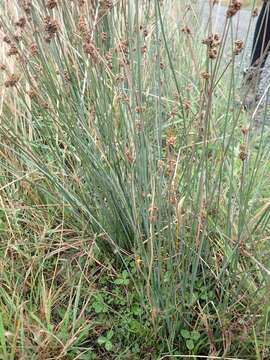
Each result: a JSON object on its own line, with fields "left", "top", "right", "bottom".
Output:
{"left": 97, "top": 330, "right": 114, "bottom": 352}
{"left": 114, "top": 270, "right": 130, "bottom": 286}
{"left": 92, "top": 294, "right": 108, "bottom": 314}
{"left": 180, "top": 329, "right": 201, "bottom": 351}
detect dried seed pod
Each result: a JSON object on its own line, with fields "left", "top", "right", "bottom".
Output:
{"left": 46, "top": 0, "right": 57, "bottom": 9}
{"left": 83, "top": 41, "right": 99, "bottom": 63}
{"left": 22, "top": 0, "right": 31, "bottom": 15}
{"left": 7, "top": 44, "right": 19, "bottom": 57}
{"left": 5, "top": 74, "right": 19, "bottom": 87}
{"left": 101, "top": 32, "right": 108, "bottom": 41}
{"left": 29, "top": 42, "right": 38, "bottom": 56}
{"left": 239, "top": 144, "right": 248, "bottom": 161}
{"left": 252, "top": 7, "right": 258, "bottom": 17}
{"left": 44, "top": 16, "right": 59, "bottom": 40}
{"left": 181, "top": 25, "right": 192, "bottom": 34}
{"left": 241, "top": 127, "right": 249, "bottom": 136}
{"left": 234, "top": 39, "right": 244, "bottom": 55}
{"left": 208, "top": 48, "right": 218, "bottom": 59}
{"left": 227, "top": 0, "right": 242, "bottom": 18}
{"left": 15, "top": 17, "right": 26, "bottom": 28}
{"left": 100, "top": 0, "right": 113, "bottom": 10}
{"left": 201, "top": 71, "right": 210, "bottom": 80}
{"left": 26, "top": 88, "right": 37, "bottom": 99}
{"left": 141, "top": 45, "right": 147, "bottom": 54}
{"left": 3, "top": 35, "right": 11, "bottom": 44}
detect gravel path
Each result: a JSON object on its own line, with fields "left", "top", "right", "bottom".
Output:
{"left": 201, "top": 3, "right": 270, "bottom": 125}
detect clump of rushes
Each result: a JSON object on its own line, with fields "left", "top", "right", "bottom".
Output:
{"left": 0, "top": 0, "right": 270, "bottom": 358}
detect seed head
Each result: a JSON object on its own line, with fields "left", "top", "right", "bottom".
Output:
{"left": 141, "top": 44, "right": 147, "bottom": 54}
{"left": 44, "top": 16, "right": 59, "bottom": 41}
{"left": 46, "top": 0, "right": 57, "bottom": 9}
{"left": 234, "top": 39, "right": 244, "bottom": 55}
{"left": 29, "top": 42, "right": 38, "bottom": 56}
{"left": 26, "top": 88, "right": 37, "bottom": 99}
{"left": 100, "top": 0, "right": 113, "bottom": 11}
{"left": 5, "top": 74, "right": 19, "bottom": 87}
{"left": 183, "top": 99, "right": 191, "bottom": 112}
{"left": 101, "top": 32, "right": 108, "bottom": 41}
{"left": 157, "top": 159, "right": 165, "bottom": 171}
{"left": 227, "top": 0, "right": 242, "bottom": 18}
{"left": 252, "top": 8, "right": 258, "bottom": 17}
{"left": 148, "top": 205, "right": 158, "bottom": 223}
{"left": 3, "top": 35, "right": 11, "bottom": 44}
{"left": 7, "top": 44, "right": 19, "bottom": 57}
{"left": 83, "top": 41, "right": 99, "bottom": 63}
{"left": 208, "top": 48, "right": 218, "bottom": 59}
{"left": 166, "top": 134, "right": 176, "bottom": 147}
{"left": 181, "top": 25, "right": 192, "bottom": 34}
{"left": 239, "top": 144, "right": 248, "bottom": 161}
{"left": 201, "top": 71, "right": 210, "bottom": 80}
{"left": 241, "top": 127, "right": 249, "bottom": 136}
{"left": 160, "top": 62, "right": 165, "bottom": 69}
{"left": 15, "top": 17, "right": 26, "bottom": 28}
{"left": 22, "top": 0, "right": 31, "bottom": 15}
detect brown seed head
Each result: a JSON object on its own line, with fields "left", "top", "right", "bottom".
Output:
{"left": 141, "top": 45, "right": 147, "bottom": 54}
{"left": 29, "top": 42, "right": 38, "bottom": 56}
{"left": 183, "top": 99, "right": 191, "bottom": 112}
{"left": 100, "top": 0, "right": 113, "bottom": 11}
{"left": 252, "top": 7, "right": 258, "bottom": 17}
{"left": 160, "top": 62, "right": 165, "bottom": 70}
{"left": 234, "top": 39, "right": 244, "bottom": 55}
{"left": 7, "top": 44, "right": 19, "bottom": 57}
{"left": 22, "top": 0, "right": 31, "bottom": 15}
{"left": 83, "top": 41, "right": 99, "bottom": 62}
{"left": 239, "top": 144, "right": 248, "bottom": 161}
{"left": 201, "top": 71, "right": 210, "bottom": 80}
{"left": 3, "top": 35, "right": 11, "bottom": 44}
{"left": 15, "top": 17, "right": 26, "bottom": 28}
{"left": 44, "top": 16, "right": 59, "bottom": 38}
{"left": 166, "top": 135, "right": 176, "bottom": 147}
{"left": 46, "top": 0, "right": 57, "bottom": 9}
{"left": 227, "top": 0, "right": 242, "bottom": 18}
{"left": 101, "top": 32, "right": 108, "bottom": 41}
{"left": 5, "top": 74, "right": 19, "bottom": 87}
{"left": 181, "top": 25, "right": 192, "bottom": 34}
{"left": 241, "top": 127, "right": 249, "bottom": 136}
{"left": 26, "top": 88, "right": 37, "bottom": 99}
{"left": 208, "top": 48, "right": 218, "bottom": 59}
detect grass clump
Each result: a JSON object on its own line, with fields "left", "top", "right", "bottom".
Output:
{"left": 0, "top": 0, "right": 270, "bottom": 358}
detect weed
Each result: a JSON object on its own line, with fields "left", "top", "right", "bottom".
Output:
{"left": 0, "top": 0, "right": 270, "bottom": 358}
